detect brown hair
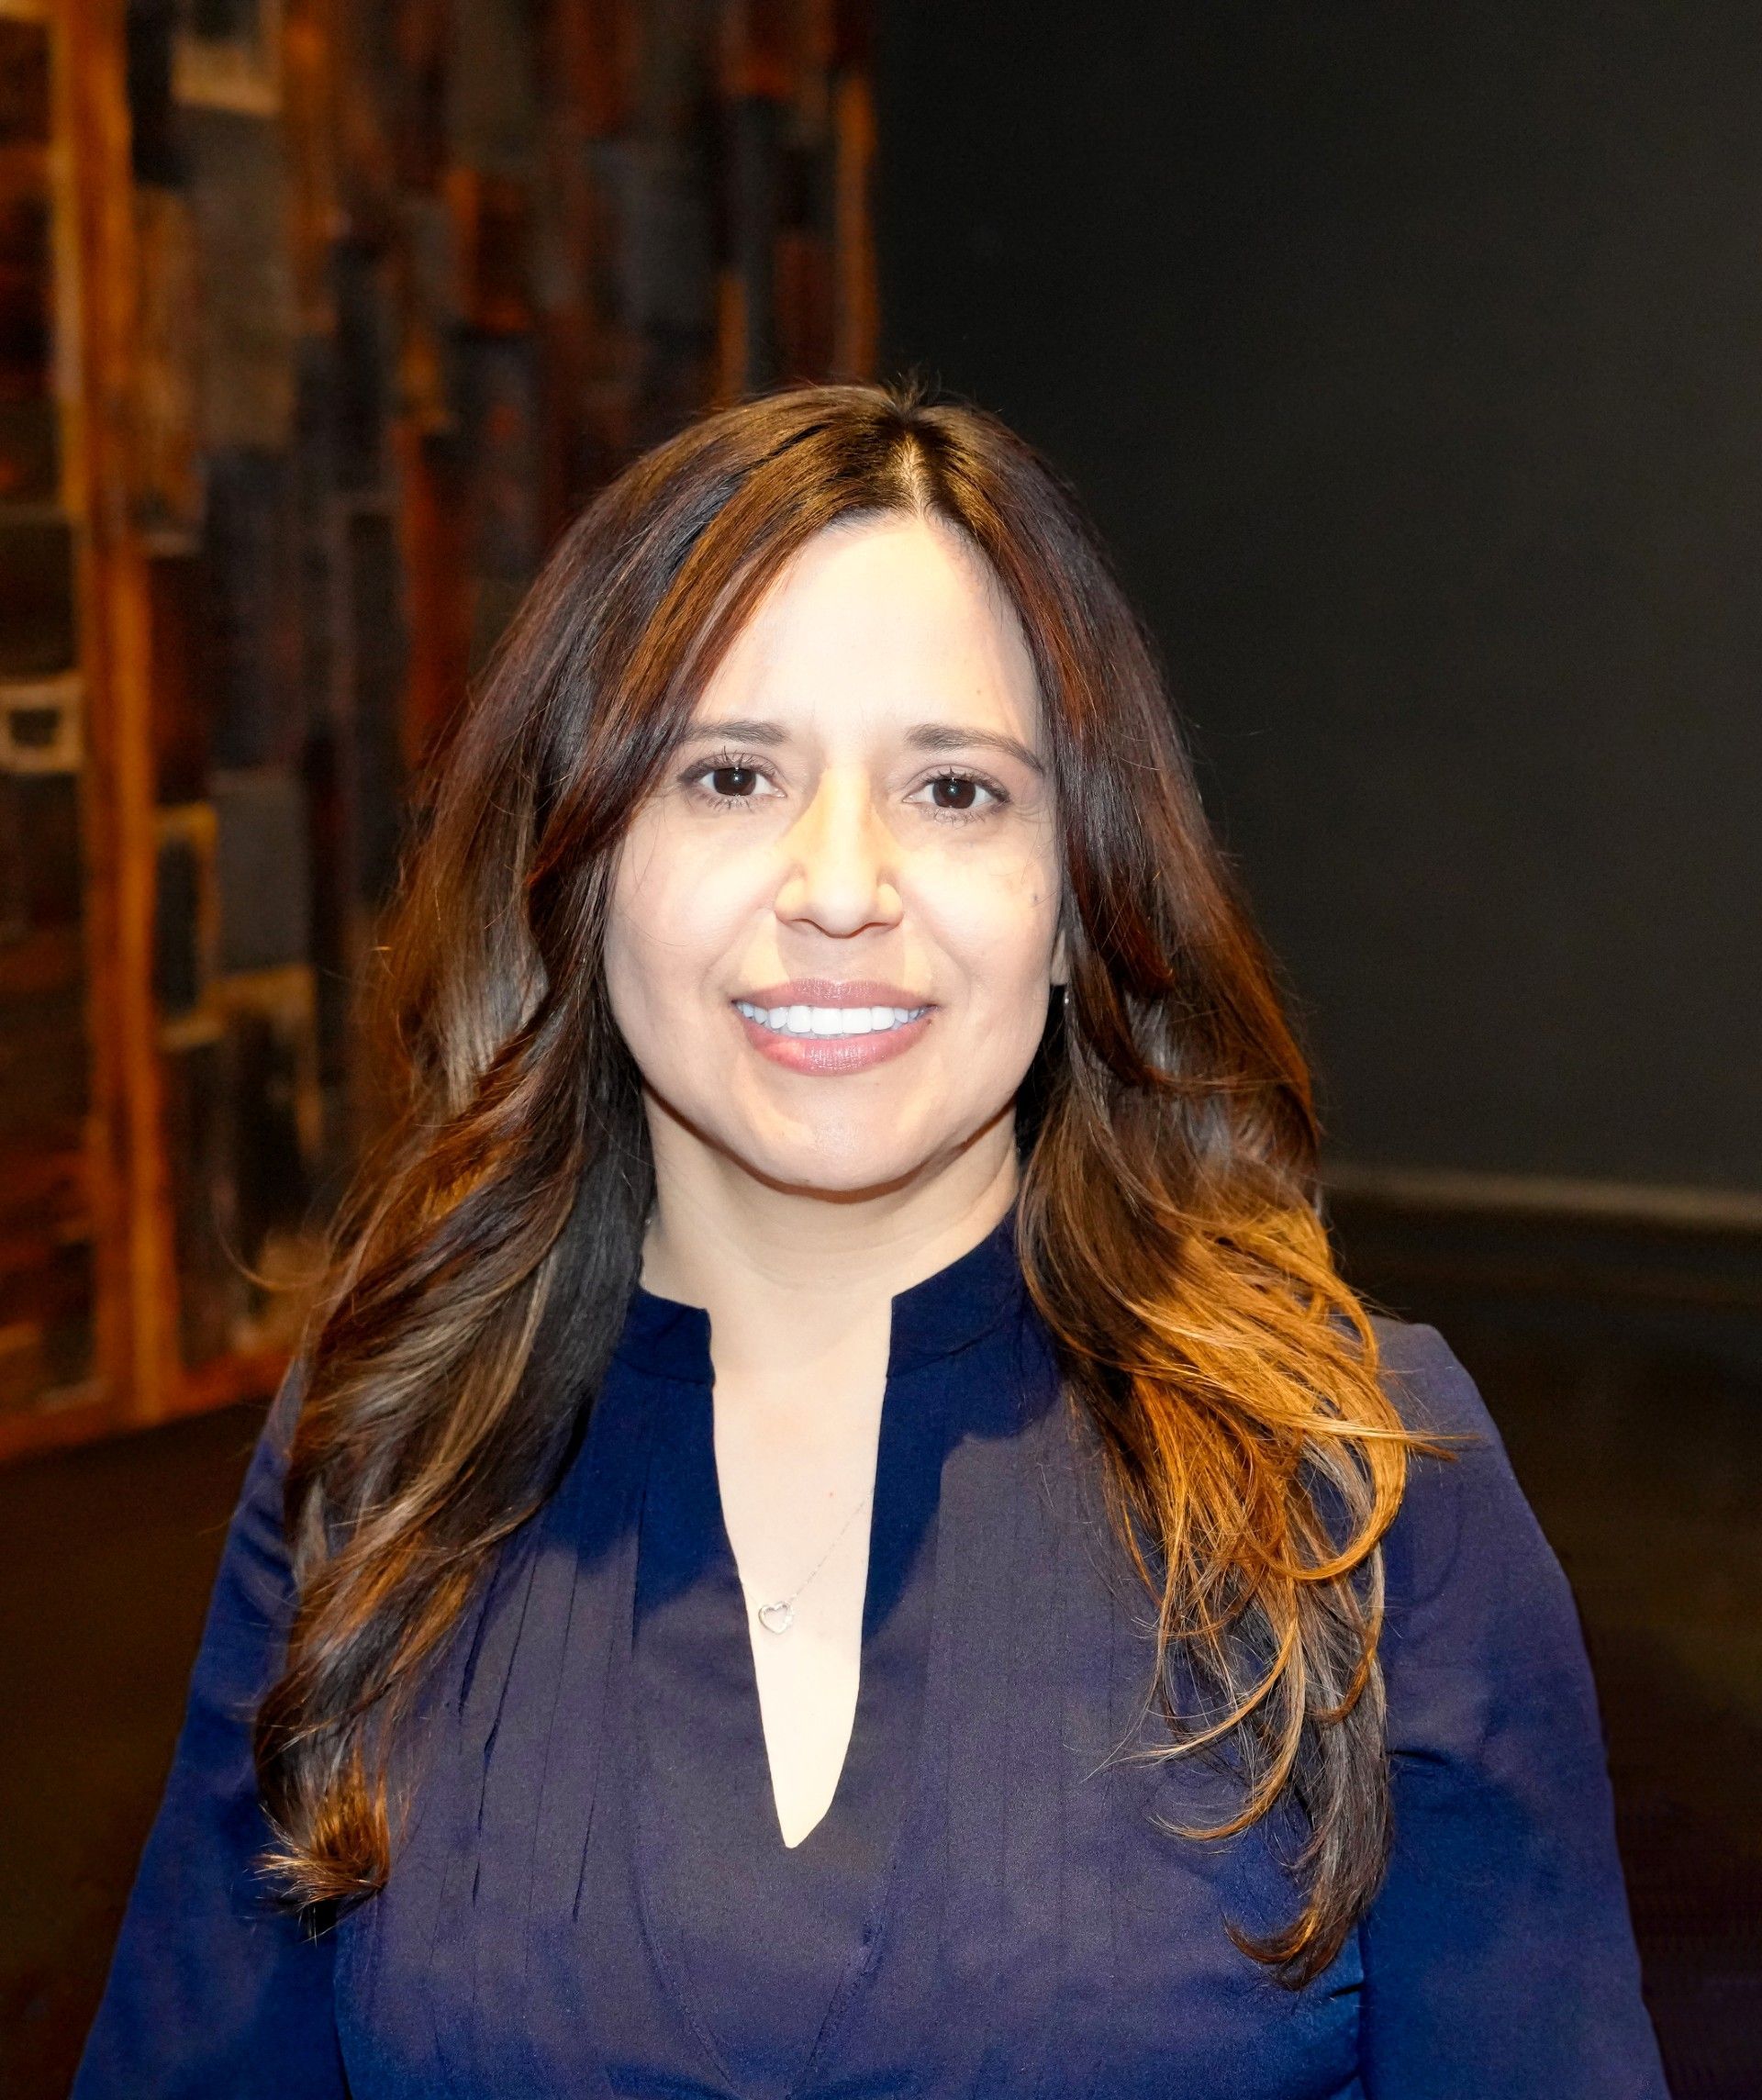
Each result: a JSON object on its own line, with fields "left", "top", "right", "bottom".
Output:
{"left": 256, "top": 377, "right": 1443, "bottom": 1986}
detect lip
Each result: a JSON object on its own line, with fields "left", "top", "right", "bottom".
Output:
{"left": 730, "top": 980, "right": 937, "bottom": 1075}
{"left": 734, "top": 977, "right": 933, "bottom": 1010}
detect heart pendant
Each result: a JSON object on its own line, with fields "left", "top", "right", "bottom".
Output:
{"left": 757, "top": 1600, "right": 795, "bottom": 1636}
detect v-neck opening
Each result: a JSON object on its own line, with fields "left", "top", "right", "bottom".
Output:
{"left": 608, "top": 1201, "right": 1032, "bottom": 2100}
{"left": 714, "top": 1404, "right": 889, "bottom": 1860}
{"left": 624, "top": 1201, "right": 1025, "bottom": 1866}
{"left": 627, "top": 1358, "right": 955, "bottom": 2100}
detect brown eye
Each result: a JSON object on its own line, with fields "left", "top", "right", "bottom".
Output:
{"left": 929, "top": 775, "right": 981, "bottom": 812}
{"left": 708, "top": 764, "right": 761, "bottom": 799}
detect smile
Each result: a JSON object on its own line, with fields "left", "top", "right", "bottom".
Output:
{"left": 730, "top": 998, "right": 936, "bottom": 1074}
{"left": 732, "top": 1000, "right": 931, "bottom": 1037}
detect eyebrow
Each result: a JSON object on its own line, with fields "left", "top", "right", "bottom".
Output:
{"left": 675, "top": 717, "right": 1046, "bottom": 777}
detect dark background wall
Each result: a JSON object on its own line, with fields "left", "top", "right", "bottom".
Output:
{"left": 875, "top": 0, "right": 1762, "bottom": 1198}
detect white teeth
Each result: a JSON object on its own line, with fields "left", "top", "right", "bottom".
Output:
{"left": 735, "top": 1000, "right": 929, "bottom": 1037}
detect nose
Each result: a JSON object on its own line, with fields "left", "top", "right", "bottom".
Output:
{"left": 773, "top": 765, "right": 902, "bottom": 937}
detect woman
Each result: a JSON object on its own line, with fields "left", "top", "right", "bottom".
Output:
{"left": 75, "top": 380, "right": 1669, "bottom": 2097}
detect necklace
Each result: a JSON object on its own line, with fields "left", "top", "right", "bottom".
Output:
{"left": 754, "top": 1489, "right": 874, "bottom": 1636}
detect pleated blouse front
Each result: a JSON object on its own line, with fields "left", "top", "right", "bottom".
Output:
{"left": 590, "top": 1252, "right": 957, "bottom": 2099}
{"left": 334, "top": 1201, "right": 1103, "bottom": 2100}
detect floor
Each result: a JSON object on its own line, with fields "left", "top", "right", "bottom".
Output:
{"left": 1418, "top": 1308, "right": 1762, "bottom": 2098}
{"left": 3, "top": 1304, "right": 1757, "bottom": 2097}
{"left": 1, "top": 1399, "right": 273, "bottom": 2098}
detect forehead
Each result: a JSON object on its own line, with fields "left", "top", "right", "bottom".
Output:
{"left": 694, "top": 512, "right": 1041, "bottom": 734}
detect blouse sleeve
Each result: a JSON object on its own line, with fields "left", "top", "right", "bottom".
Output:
{"left": 72, "top": 1368, "right": 350, "bottom": 2099}
{"left": 1357, "top": 1320, "right": 1672, "bottom": 2097}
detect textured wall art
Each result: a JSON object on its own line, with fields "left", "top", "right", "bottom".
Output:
{"left": 1, "top": 0, "right": 875, "bottom": 1458}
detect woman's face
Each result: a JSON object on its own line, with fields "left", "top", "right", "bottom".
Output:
{"left": 604, "top": 510, "right": 1067, "bottom": 1200}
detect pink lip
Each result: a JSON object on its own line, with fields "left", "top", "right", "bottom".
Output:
{"left": 730, "top": 981, "right": 936, "bottom": 1075}
{"left": 735, "top": 977, "right": 933, "bottom": 1009}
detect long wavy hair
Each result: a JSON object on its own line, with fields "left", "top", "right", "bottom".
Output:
{"left": 255, "top": 377, "right": 1444, "bottom": 1986}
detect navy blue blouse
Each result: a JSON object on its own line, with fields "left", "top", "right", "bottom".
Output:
{"left": 73, "top": 1203, "right": 1672, "bottom": 2098}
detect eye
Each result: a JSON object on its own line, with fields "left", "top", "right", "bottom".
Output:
{"left": 700, "top": 763, "right": 763, "bottom": 799}
{"left": 679, "top": 751, "right": 781, "bottom": 810}
{"left": 908, "top": 769, "right": 1011, "bottom": 822}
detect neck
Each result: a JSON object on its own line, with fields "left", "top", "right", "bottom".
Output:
{"left": 637, "top": 1122, "right": 1020, "bottom": 1401}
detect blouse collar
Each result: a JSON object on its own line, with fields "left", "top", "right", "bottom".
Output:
{"left": 611, "top": 1196, "right": 1027, "bottom": 1388}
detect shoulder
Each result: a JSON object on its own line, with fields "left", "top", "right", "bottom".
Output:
{"left": 1365, "top": 1312, "right": 1489, "bottom": 1426}
{"left": 1362, "top": 1312, "right": 1587, "bottom": 1681}
{"left": 207, "top": 1357, "right": 309, "bottom": 1643}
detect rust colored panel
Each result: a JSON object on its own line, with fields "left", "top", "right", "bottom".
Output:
{"left": 393, "top": 422, "right": 468, "bottom": 768}
{"left": 124, "top": 0, "right": 184, "bottom": 185}
{"left": 0, "top": 875, "right": 86, "bottom": 1401}
{"left": 830, "top": 67, "right": 875, "bottom": 379}
{"left": 721, "top": 0, "right": 796, "bottom": 104}
{"left": 0, "top": 922, "right": 82, "bottom": 1003}
{"left": 145, "top": 552, "right": 216, "bottom": 804}
{"left": 0, "top": 518, "right": 77, "bottom": 677}
{"left": 0, "top": 977, "right": 88, "bottom": 1145}
{"left": 131, "top": 184, "right": 203, "bottom": 535}
{"left": 0, "top": 1234, "right": 95, "bottom": 1414}
{"left": 0, "top": 398, "right": 60, "bottom": 504}
{"left": 0, "top": 770, "right": 83, "bottom": 936}
{"left": 775, "top": 224, "right": 831, "bottom": 383}
{"left": 382, "top": 0, "right": 450, "bottom": 193}
{"left": 448, "top": 165, "right": 533, "bottom": 334}
{"left": 831, "top": 0, "right": 871, "bottom": 72}
{"left": 549, "top": 0, "right": 641, "bottom": 140}
{"left": 0, "top": 185, "right": 50, "bottom": 403}
{"left": 282, "top": 0, "right": 343, "bottom": 333}
{"left": 0, "top": 1130, "right": 84, "bottom": 1243}
{"left": 0, "top": 21, "right": 50, "bottom": 150}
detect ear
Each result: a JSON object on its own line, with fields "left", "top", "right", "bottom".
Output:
{"left": 1050, "top": 923, "right": 1069, "bottom": 989}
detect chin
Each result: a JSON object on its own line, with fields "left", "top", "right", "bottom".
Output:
{"left": 729, "top": 1134, "right": 934, "bottom": 1201}
{"left": 734, "top": 1098, "right": 1014, "bottom": 1201}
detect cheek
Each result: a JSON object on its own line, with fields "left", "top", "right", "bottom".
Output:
{"left": 923, "top": 850, "right": 1062, "bottom": 1002}
{"left": 605, "top": 831, "right": 681, "bottom": 1026}
{"left": 606, "top": 827, "right": 749, "bottom": 1021}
